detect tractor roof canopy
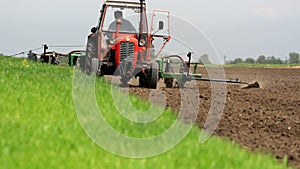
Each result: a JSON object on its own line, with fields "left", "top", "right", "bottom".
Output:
{"left": 101, "top": 0, "right": 148, "bottom": 34}
{"left": 104, "top": 0, "right": 146, "bottom": 8}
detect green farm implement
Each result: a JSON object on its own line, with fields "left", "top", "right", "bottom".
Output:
{"left": 40, "top": 50, "right": 86, "bottom": 66}
{"left": 156, "top": 52, "right": 260, "bottom": 88}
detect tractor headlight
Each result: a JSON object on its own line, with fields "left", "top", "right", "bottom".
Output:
{"left": 139, "top": 39, "right": 146, "bottom": 47}
{"left": 109, "top": 38, "right": 116, "bottom": 45}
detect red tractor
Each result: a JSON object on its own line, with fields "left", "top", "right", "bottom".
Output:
{"left": 82, "top": 0, "right": 171, "bottom": 88}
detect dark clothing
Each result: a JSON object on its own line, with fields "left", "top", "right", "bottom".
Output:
{"left": 108, "top": 19, "right": 137, "bottom": 33}
{"left": 27, "top": 51, "right": 37, "bottom": 62}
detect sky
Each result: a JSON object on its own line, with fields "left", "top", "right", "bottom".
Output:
{"left": 0, "top": 0, "right": 299, "bottom": 62}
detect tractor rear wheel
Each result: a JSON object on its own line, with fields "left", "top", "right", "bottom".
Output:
{"left": 85, "top": 36, "right": 98, "bottom": 75}
{"left": 148, "top": 62, "right": 158, "bottom": 89}
{"left": 91, "top": 58, "right": 99, "bottom": 74}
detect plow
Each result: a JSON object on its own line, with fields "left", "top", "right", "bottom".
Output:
{"left": 80, "top": 0, "right": 259, "bottom": 89}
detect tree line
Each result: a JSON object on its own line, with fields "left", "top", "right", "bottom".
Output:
{"left": 227, "top": 52, "right": 300, "bottom": 65}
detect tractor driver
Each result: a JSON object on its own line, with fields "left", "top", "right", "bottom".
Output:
{"left": 108, "top": 10, "right": 137, "bottom": 34}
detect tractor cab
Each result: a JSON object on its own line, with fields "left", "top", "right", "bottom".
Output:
{"left": 98, "top": 2, "right": 149, "bottom": 67}
{"left": 101, "top": 7, "right": 144, "bottom": 37}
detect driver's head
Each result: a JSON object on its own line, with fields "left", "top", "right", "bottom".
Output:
{"left": 114, "top": 10, "right": 123, "bottom": 19}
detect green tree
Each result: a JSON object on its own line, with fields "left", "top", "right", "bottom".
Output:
{"left": 227, "top": 60, "right": 234, "bottom": 64}
{"left": 276, "top": 58, "right": 283, "bottom": 64}
{"left": 199, "top": 54, "right": 211, "bottom": 64}
{"left": 233, "top": 58, "right": 243, "bottom": 64}
{"left": 245, "top": 57, "right": 255, "bottom": 64}
{"left": 266, "top": 56, "right": 283, "bottom": 64}
{"left": 256, "top": 55, "right": 266, "bottom": 64}
{"left": 289, "top": 52, "right": 300, "bottom": 64}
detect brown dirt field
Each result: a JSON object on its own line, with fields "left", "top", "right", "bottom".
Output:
{"left": 292, "top": 66, "right": 300, "bottom": 69}
{"left": 128, "top": 67, "right": 300, "bottom": 168}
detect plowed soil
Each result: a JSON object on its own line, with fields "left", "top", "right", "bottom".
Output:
{"left": 128, "top": 67, "right": 300, "bottom": 168}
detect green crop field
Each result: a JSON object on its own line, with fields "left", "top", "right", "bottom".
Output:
{"left": 0, "top": 56, "right": 292, "bottom": 169}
